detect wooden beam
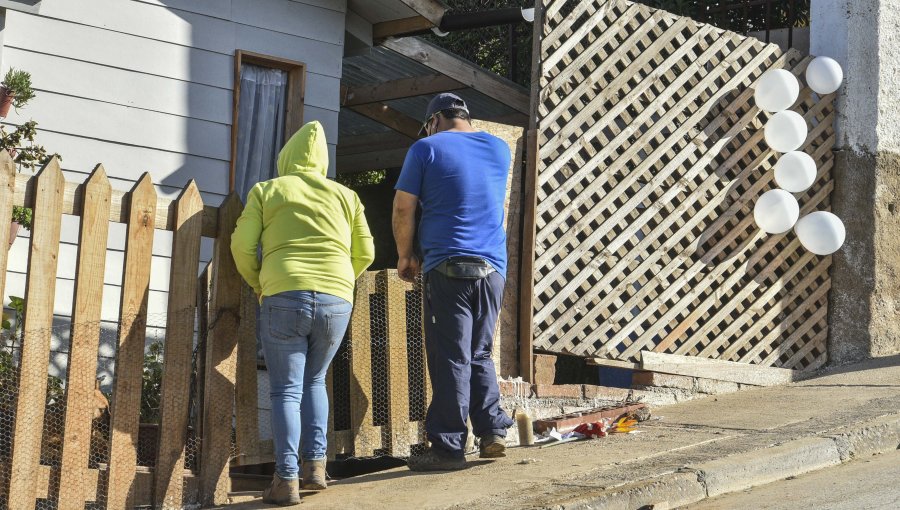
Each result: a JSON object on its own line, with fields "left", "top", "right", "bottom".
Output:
{"left": 349, "top": 103, "right": 423, "bottom": 139}
{"left": 380, "top": 37, "right": 530, "bottom": 114}
{"left": 373, "top": 16, "right": 434, "bottom": 40}
{"left": 13, "top": 170, "right": 220, "bottom": 238}
{"left": 586, "top": 358, "right": 642, "bottom": 370}
{"left": 338, "top": 132, "right": 413, "bottom": 155}
{"left": 639, "top": 351, "right": 796, "bottom": 387}
{"left": 397, "top": 0, "right": 446, "bottom": 25}
{"left": 343, "top": 74, "right": 464, "bottom": 107}
{"left": 337, "top": 148, "right": 410, "bottom": 173}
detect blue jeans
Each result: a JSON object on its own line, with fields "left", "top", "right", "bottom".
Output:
{"left": 259, "top": 291, "right": 352, "bottom": 479}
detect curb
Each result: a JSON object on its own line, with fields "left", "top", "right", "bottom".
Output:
{"left": 543, "top": 413, "right": 900, "bottom": 509}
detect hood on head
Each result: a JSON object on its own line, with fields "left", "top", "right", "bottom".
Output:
{"left": 277, "top": 120, "right": 329, "bottom": 178}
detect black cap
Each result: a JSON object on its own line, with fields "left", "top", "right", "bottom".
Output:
{"left": 419, "top": 93, "right": 469, "bottom": 136}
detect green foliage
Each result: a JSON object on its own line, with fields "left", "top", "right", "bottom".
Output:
{"left": 633, "top": 0, "right": 810, "bottom": 32}
{"left": 337, "top": 169, "right": 387, "bottom": 188}
{"left": 425, "top": 0, "right": 534, "bottom": 87}
{"left": 0, "top": 295, "right": 63, "bottom": 407}
{"left": 0, "top": 120, "right": 61, "bottom": 174}
{"left": 2, "top": 68, "right": 35, "bottom": 109}
{"left": 141, "top": 341, "right": 164, "bottom": 424}
{"left": 11, "top": 205, "right": 32, "bottom": 230}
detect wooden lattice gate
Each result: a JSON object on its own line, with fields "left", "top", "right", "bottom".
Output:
{"left": 522, "top": 0, "right": 835, "bottom": 370}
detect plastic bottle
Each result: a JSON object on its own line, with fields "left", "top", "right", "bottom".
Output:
{"left": 516, "top": 408, "right": 534, "bottom": 446}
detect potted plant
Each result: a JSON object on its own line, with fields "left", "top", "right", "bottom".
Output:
{"left": 0, "top": 68, "right": 35, "bottom": 118}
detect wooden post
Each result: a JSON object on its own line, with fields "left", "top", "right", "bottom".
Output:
{"left": 6, "top": 158, "right": 64, "bottom": 510}
{"left": 0, "top": 151, "right": 14, "bottom": 302}
{"left": 58, "top": 166, "right": 111, "bottom": 510}
{"left": 518, "top": 129, "right": 538, "bottom": 384}
{"left": 199, "top": 194, "right": 242, "bottom": 506}
{"left": 107, "top": 174, "right": 157, "bottom": 510}
{"left": 350, "top": 273, "right": 377, "bottom": 457}
{"left": 384, "top": 271, "right": 411, "bottom": 456}
{"left": 154, "top": 182, "right": 204, "bottom": 509}
{"left": 234, "top": 283, "right": 260, "bottom": 462}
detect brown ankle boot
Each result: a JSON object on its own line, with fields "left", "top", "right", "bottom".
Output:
{"left": 301, "top": 459, "right": 328, "bottom": 490}
{"left": 262, "top": 474, "right": 300, "bottom": 506}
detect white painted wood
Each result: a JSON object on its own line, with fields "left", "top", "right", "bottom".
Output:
{"left": 5, "top": 48, "right": 232, "bottom": 124}
{"left": 348, "top": 0, "right": 416, "bottom": 23}
{"left": 234, "top": 24, "right": 343, "bottom": 78}
{"left": 36, "top": 0, "right": 236, "bottom": 54}
{"left": 5, "top": 92, "right": 231, "bottom": 160}
{"left": 6, "top": 12, "right": 233, "bottom": 87}
{"left": 640, "top": 351, "right": 796, "bottom": 386}
{"left": 30, "top": 132, "right": 231, "bottom": 196}
{"left": 346, "top": 8, "right": 373, "bottom": 45}
{"left": 134, "top": 0, "right": 234, "bottom": 20}
{"left": 232, "top": 0, "right": 345, "bottom": 45}
{"left": 287, "top": 0, "right": 347, "bottom": 13}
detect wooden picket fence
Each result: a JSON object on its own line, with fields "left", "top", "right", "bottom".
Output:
{"left": 0, "top": 152, "right": 428, "bottom": 509}
{"left": 521, "top": 0, "right": 835, "bottom": 370}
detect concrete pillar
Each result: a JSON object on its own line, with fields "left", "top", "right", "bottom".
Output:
{"left": 812, "top": 0, "right": 900, "bottom": 363}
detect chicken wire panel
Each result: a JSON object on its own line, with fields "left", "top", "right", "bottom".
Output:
{"left": 0, "top": 307, "right": 205, "bottom": 510}
{"left": 530, "top": 0, "right": 834, "bottom": 369}
{"left": 329, "top": 270, "right": 429, "bottom": 460}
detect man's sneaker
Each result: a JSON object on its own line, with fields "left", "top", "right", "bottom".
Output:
{"left": 408, "top": 446, "right": 466, "bottom": 471}
{"left": 262, "top": 474, "right": 301, "bottom": 506}
{"left": 479, "top": 435, "right": 507, "bottom": 458}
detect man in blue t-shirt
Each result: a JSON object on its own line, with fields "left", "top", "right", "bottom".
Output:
{"left": 393, "top": 93, "right": 515, "bottom": 471}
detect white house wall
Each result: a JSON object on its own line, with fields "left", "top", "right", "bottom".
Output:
{"left": 1, "top": 0, "right": 349, "bottom": 395}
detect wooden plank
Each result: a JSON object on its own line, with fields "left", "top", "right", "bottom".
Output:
{"left": 373, "top": 16, "right": 434, "bottom": 40}
{"left": 396, "top": 0, "right": 446, "bottom": 25}
{"left": 6, "top": 158, "right": 65, "bottom": 510}
{"left": 384, "top": 271, "right": 412, "bottom": 456}
{"left": 199, "top": 194, "right": 243, "bottom": 506}
{"left": 337, "top": 148, "right": 410, "bottom": 173}
{"left": 344, "top": 74, "right": 464, "bottom": 106}
{"left": 234, "top": 283, "right": 260, "bottom": 461}
{"left": 349, "top": 103, "right": 423, "bottom": 140}
{"left": 0, "top": 151, "right": 14, "bottom": 302}
{"left": 585, "top": 358, "right": 641, "bottom": 370}
{"left": 13, "top": 172, "right": 220, "bottom": 238}
{"left": 518, "top": 129, "right": 538, "bottom": 383}
{"left": 380, "top": 37, "right": 530, "bottom": 114}
{"left": 107, "top": 174, "right": 157, "bottom": 510}
{"left": 640, "top": 351, "right": 795, "bottom": 386}
{"left": 58, "top": 166, "right": 111, "bottom": 510}
{"left": 350, "top": 273, "right": 377, "bottom": 456}
{"left": 154, "top": 181, "right": 205, "bottom": 509}
{"left": 337, "top": 132, "right": 414, "bottom": 155}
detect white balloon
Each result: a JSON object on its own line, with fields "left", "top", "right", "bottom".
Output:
{"left": 805, "top": 56, "right": 844, "bottom": 95}
{"left": 774, "top": 151, "right": 817, "bottom": 192}
{"left": 754, "top": 69, "right": 800, "bottom": 112}
{"left": 753, "top": 189, "right": 800, "bottom": 234}
{"left": 795, "top": 211, "right": 846, "bottom": 255}
{"left": 765, "top": 111, "right": 808, "bottom": 153}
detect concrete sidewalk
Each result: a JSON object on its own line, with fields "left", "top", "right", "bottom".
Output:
{"left": 222, "top": 356, "right": 900, "bottom": 510}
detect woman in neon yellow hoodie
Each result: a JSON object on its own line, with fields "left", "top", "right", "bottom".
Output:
{"left": 232, "top": 121, "right": 374, "bottom": 504}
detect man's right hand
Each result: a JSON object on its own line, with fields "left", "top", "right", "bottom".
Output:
{"left": 398, "top": 255, "right": 421, "bottom": 283}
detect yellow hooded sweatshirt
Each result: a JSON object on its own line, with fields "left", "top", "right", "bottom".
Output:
{"left": 230, "top": 121, "right": 375, "bottom": 303}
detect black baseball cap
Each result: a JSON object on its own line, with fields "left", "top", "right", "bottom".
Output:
{"left": 419, "top": 93, "right": 469, "bottom": 136}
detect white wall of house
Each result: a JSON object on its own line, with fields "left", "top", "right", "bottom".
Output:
{"left": 1, "top": 0, "right": 349, "bottom": 392}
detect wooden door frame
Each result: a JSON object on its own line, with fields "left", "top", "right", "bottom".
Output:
{"left": 230, "top": 50, "right": 307, "bottom": 192}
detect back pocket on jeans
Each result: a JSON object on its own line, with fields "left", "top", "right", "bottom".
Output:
{"left": 268, "top": 305, "right": 309, "bottom": 340}
{"left": 325, "top": 309, "right": 352, "bottom": 341}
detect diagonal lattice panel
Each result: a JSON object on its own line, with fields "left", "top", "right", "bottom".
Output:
{"left": 530, "top": 0, "right": 834, "bottom": 370}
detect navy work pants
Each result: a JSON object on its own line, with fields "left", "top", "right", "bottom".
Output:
{"left": 423, "top": 270, "right": 514, "bottom": 454}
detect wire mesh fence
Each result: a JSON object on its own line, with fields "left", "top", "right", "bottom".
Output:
{"left": 0, "top": 307, "right": 207, "bottom": 510}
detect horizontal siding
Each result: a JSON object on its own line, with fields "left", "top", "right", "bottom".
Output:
{"left": 2, "top": 0, "right": 349, "bottom": 333}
